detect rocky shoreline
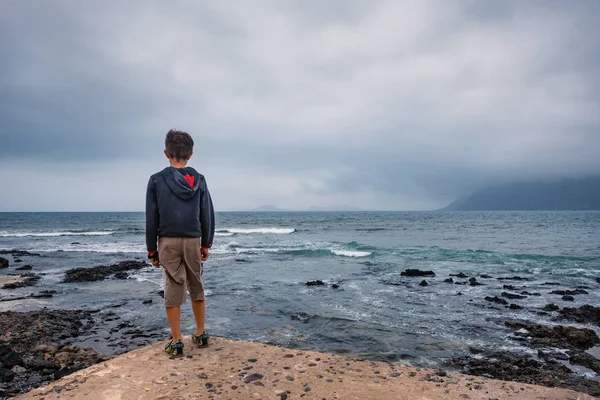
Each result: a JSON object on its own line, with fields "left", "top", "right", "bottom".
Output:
{"left": 0, "top": 256, "right": 599, "bottom": 397}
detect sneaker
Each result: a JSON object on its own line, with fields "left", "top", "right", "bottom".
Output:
{"left": 165, "top": 339, "right": 184, "bottom": 357}
{"left": 192, "top": 331, "right": 210, "bottom": 348}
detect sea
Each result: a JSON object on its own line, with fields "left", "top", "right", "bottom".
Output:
{"left": 0, "top": 211, "right": 599, "bottom": 374}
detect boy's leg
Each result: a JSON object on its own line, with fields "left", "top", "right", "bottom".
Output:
{"left": 191, "top": 300, "right": 205, "bottom": 335}
{"left": 160, "top": 238, "right": 187, "bottom": 341}
{"left": 183, "top": 239, "right": 206, "bottom": 335}
{"left": 166, "top": 306, "right": 182, "bottom": 341}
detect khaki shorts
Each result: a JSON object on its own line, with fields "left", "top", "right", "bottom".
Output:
{"left": 158, "top": 237, "right": 205, "bottom": 307}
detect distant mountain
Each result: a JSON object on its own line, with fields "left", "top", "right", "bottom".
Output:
{"left": 443, "top": 177, "right": 600, "bottom": 211}
{"left": 250, "top": 205, "right": 286, "bottom": 212}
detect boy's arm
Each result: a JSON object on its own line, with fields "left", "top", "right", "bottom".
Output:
{"left": 199, "top": 176, "right": 215, "bottom": 248}
{"left": 145, "top": 176, "right": 159, "bottom": 255}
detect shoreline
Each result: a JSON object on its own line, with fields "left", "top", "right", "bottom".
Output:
{"left": 17, "top": 337, "right": 599, "bottom": 400}
{"left": 1, "top": 249, "right": 599, "bottom": 398}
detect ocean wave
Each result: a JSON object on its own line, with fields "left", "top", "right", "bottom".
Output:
{"left": 218, "top": 228, "right": 296, "bottom": 234}
{"left": 232, "top": 247, "right": 371, "bottom": 258}
{"left": 215, "top": 232, "right": 235, "bottom": 237}
{"left": 331, "top": 250, "right": 372, "bottom": 258}
{"left": 0, "top": 230, "right": 116, "bottom": 238}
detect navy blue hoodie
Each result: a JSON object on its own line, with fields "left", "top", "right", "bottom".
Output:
{"left": 145, "top": 166, "right": 215, "bottom": 252}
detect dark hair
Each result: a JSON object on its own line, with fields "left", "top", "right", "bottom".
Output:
{"left": 165, "top": 129, "right": 194, "bottom": 160}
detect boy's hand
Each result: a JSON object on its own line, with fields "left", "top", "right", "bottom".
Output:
{"left": 150, "top": 258, "right": 160, "bottom": 268}
{"left": 201, "top": 246, "right": 210, "bottom": 261}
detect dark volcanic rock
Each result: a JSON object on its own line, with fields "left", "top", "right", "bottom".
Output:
{"left": 113, "top": 272, "right": 129, "bottom": 280}
{"left": 419, "top": 280, "right": 428, "bottom": 287}
{"left": 0, "top": 250, "right": 41, "bottom": 257}
{"left": 0, "top": 310, "right": 101, "bottom": 397}
{"left": 497, "top": 276, "right": 528, "bottom": 281}
{"left": 484, "top": 296, "right": 508, "bottom": 305}
{"left": 468, "top": 278, "right": 482, "bottom": 286}
{"left": 444, "top": 278, "right": 454, "bottom": 283}
{"left": 305, "top": 280, "right": 325, "bottom": 286}
{"left": 0, "top": 257, "right": 8, "bottom": 269}
{"left": 559, "top": 305, "right": 600, "bottom": 327}
{"left": 596, "top": 277, "right": 600, "bottom": 284}
{"left": 543, "top": 303, "right": 560, "bottom": 312}
{"left": 401, "top": 269, "right": 436, "bottom": 277}
{"left": 509, "top": 304, "right": 523, "bottom": 310}
{"left": 15, "top": 265, "right": 33, "bottom": 271}
{"left": 550, "top": 289, "right": 588, "bottom": 296}
{"left": 568, "top": 351, "right": 600, "bottom": 374}
{"left": 450, "top": 351, "right": 599, "bottom": 397}
{"left": 2, "top": 273, "right": 40, "bottom": 289}
{"left": 505, "top": 321, "right": 600, "bottom": 350}
{"left": 63, "top": 260, "right": 147, "bottom": 283}
{"left": 450, "top": 272, "right": 468, "bottom": 278}
{"left": 331, "top": 284, "right": 340, "bottom": 289}
{"left": 503, "top": 285, "right": 517, "bottom": 290}
{"left": 501, "top": 292, "right": 527, "bottom": 300}
{"left": 562, "top": 295, "right": 575, "bottom": 302}
{"left": 479, "top": 274, "right": 492, "bottom": 279}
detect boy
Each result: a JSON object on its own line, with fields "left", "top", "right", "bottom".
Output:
{"left": 146, "top": 129, "right": 215, "bottom": 357}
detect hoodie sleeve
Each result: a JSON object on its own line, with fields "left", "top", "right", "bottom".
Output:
{"left": 145, "top": 176, "right": 159, "bottom": 252}
{"left": 199, "top": 176, "right": 215, "bottom": 247}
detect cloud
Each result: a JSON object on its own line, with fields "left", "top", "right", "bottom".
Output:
{"left": 0, "top": 0, "right": 599, "bottom": 210}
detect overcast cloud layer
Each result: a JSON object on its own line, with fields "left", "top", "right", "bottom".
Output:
{"left": 1, "top": 0, "right": 599, "bottom": 211}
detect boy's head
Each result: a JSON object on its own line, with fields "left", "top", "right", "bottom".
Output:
{"left": 164, "top": 129, "right": 194, "bottom": 161}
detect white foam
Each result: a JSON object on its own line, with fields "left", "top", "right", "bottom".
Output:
{"left": 215, "top": 232, "right": 235, "bottom": 237}
{"left": 219, "top": 228, "right": 295, "bottom": 234}
{"left": 15, "top": 243, "right": 146, "bottom": 253}
{"left": 0, "top": 231, "right": 115, "bottom": 238}
{"left": 331, "top": 249, "right": 372, "bottom": 258}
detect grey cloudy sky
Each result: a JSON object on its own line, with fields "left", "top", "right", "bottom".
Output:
{"left": 1, "top": 0, "right": 599, "bottom": 211}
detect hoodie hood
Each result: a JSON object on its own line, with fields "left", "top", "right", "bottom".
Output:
{"left": 160, "top": 167, "right": 201, "bottom": 200}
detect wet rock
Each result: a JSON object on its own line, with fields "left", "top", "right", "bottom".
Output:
{"left": 71, "top": 242, "right": 81, "bottom": 245}
{"left": 15, "top": 265, "right": 32, "bottom": 271}
{"left": 450, "top": 351, "right": 599, "bottom": 397}
{"left": 509, "top": 304, "right": 523, "bottom": 310}
{"left": 305, "top": 280, "right": 325, "bottom": 286}
{"left": 559, "top": 305, "right": 600, "bottom": 326}
{"left": 31, "top": 290, "right": 57, "bottom": 299}
{"left": 596, "top": 278, "right": 600, "bottom": 284}
{"left": 479, "top": 274, "right": 492, "bottom": 279}
{"left": 0, "top": 309, "right": 100, "bottom": 397}
{"left": 505, "top": 321, "right": 600, "bottom": 350}
{"left": 291, "top": 312, "right": 311, "bottom": 323}
{"left": 562, "top": 295, "right": 575, "bottom": 302}
{"left": 497, "top": 276, "right": 528, "bottom": 281}
{"left": 0, "top": 257, "right": 8, "bottom": 269}
{"left": 543, "top": 303, "right": 560, "bottom": 312}
{"left": 550, "top": 289, "right": 589, "bottom": 296}
{"left": 469, "top": 278, "right": 482, "bottom": 286}
{"left": 64, "top": 260, "right": 147, "bottom": 283}
{"left": 450, "top": 272, "right": 468, "bottom": 278}
{"left": 113, "top": 272, "right": 129, "bottom": 280}
{"left": 484, "top": 296, "right": 508, "bottom": 305}
{"left": 503, "top": 285, "right": 517, "bottom": 290}
{"left": 419, "top": 280, "right": 428, "bottom": 287}
{"left": 0, "top": 250, "right": 41, "bottom": 257}
{"left": 401, "top": 269, "right": 435, "bottom": 277}
{"left": 501, "top": 292, "right": 527, "bottom": 300}
{"left": 0, "top": 345, "right": 24, "bottom": 368}
{"left": 444, "top": 278, "right": 454, "bottom": 283}
{"left": 142, "top": 299, "right": 153, "bottom": 305}
{"left": 2, "top": 273, "right": 40, "bottom": 289}
{"left": 568, "top": 351, "right": 600, "bottom": 374}
{"left": 331, "top": 284, "right": 340, "bottom": 289}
